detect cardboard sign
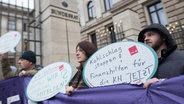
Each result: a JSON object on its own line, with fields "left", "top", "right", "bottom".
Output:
{"left": 83, "top": 41, "right": 158, "bottom": 87}
{"left": 26, "top": 62, "right": 73, "bottom": 102}
{"left": 0, "top": 31, "right": 21, "bottom": 53}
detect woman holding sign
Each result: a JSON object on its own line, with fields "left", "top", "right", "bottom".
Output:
{"left": 66, "top": 40, "right": 97, "bottom": 95}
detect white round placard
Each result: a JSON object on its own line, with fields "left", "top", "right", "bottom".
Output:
{"left": 0, "top": 31, "right": 21, "bottom": 53}
{"left": 83, "top": 41, "right": 158, "bottom": 87}
{"left": 26, "top": 62, "right": 73, "bottom": 102}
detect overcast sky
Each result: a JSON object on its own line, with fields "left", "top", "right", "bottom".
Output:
{"left": 0, "top": 0, "right": 34, "bottom": 9}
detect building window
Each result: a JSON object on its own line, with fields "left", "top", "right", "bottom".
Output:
{"left": 148, "top": 2, "right": 167, "bottom": 25}
{"left": 8, "top": 20, "right": 16, "bottom": 30}
{"left": 104, "top": 0, "right": 112, "bottom": 11}
{"left": 87, "top": 1, "right": 95, "bottom": 20}
{"left": 98, "top": 25, "right": 116, "bottom": 48}
{"left": 107, "top": 26, "right": 116, "bottom": 43}
{"left": 23, "top": 23, "right": 27, "bottom": 31}
{"left": 90, "top": 33, "right": 97, "bottom": 46}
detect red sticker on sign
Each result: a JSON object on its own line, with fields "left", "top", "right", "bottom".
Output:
{"left": 59, "top": 64, "right": 64, "bottom": 71}
{"left": 128, "top": 45, "right": 138, "bottom": 56}
{"left": 14, "top": 34, "right": 17, "bottom": 37}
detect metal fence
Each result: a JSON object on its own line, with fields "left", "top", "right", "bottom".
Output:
{"left": 0, "top": 0, "right": 42, "bottom": 65}
{"left": 97, "top": 21, "right": 184, "bottom": 52}
{"left": 97, "top": 25, "right": 126, "bottom": 49}
{"left": 166, "top": 20, "right": 184, "bottom": 51}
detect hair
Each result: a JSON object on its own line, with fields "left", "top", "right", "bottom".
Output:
{"left": 76, "top": 40, "right": 97, "bottom": 58}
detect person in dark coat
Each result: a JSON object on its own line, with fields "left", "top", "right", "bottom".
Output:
{"left": 0, "top": 51, "right": 41, "bottom": 80}
{"left": 17, "top": 50, "right": 40, "bottom": 77}
{"left": 66, "top": 40, "right": 97, "bottom": 95}
{"left": 138, "top": 23, "right": 184, "bottom": 88}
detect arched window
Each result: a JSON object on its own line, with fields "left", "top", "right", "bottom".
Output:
{"left": 87, "top": 1, "right": 95, "bottom": 20}
{"left": 104, "top": 0, "right": 112, "bottom": 11}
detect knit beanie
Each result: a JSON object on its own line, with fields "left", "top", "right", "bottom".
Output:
{"left": 19, "top": 51, "right": 36, "bottom": 64}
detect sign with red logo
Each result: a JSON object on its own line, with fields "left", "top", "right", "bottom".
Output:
{"left": 0, "top": 31, "right": 21, "bottom": 53}
{"left": 26, "top": 62, "right": 73, "bottom": 102}
{"left": 83, "top": 41, "right": 158, "bottom": 87}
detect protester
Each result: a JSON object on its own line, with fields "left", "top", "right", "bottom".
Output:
{"left": 66, "top": 40, "right": 97, "bottom": 95}
{"left": 17, "top": 50, "right": 40, "bottom": 77}
{"left": 138, "top": 23, "right": 184, "bottom": 88}
{"left": 0, "top": 50, "right": 40, "bottom": 79}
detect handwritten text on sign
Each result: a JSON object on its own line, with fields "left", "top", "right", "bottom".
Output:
{"left": 83, "top": 41, "right": 158, "bottom": 87}
{"left": 26, "top": 62, "right": 73, "bottom": 102}
{"left": 0, "top": 31, "right": 21, "bottom": 53}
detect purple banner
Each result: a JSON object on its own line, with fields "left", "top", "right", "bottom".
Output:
{"left": 1, "top": 75, "right": 184, "bottom": 104}
{"left": 42, "top": 75, "right": 184, "bottom": 104}
{"left": 0, "top": 76, "right": 31, "bottom": 104}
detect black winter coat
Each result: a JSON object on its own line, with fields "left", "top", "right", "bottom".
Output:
{"left": 138, "top": 23, "right": 184, "bottom": 79}
{"left": 154, "top": 49, "right": 184, "bottom": 78}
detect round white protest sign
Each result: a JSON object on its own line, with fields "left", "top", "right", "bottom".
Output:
{"left": 0, "top": 31, "right": 21, "bottom": 53}
{"left": 83, "top": 41, "right": 158, "bottom": 87}
{"left": 26, "top": 62, "right": 73, "bottom": 102}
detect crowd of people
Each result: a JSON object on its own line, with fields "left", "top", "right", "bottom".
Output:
{"left": 0, "top": 23, "right": 184, "bottom": 96}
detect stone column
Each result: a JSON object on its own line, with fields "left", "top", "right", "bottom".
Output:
{"left": 35, "top": 0, "right": 80, "bottom": 67}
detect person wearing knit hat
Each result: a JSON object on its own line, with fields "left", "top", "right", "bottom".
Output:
{"left": 19, "top": 51, "right": 36, "bottom": 64}
{"left": 138, "top": 23, "right": 184, "bottom": 88}
{"left": 17, "top": 50, "right": 40, "bottom": 77}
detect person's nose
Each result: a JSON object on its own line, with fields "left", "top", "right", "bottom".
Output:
{"left": 18, "top": 60, "right": 21, "bottom": 65}
{"left": 76, "top": 51, "right": 79, "bottom": 56}
{"left": 144, "top": 35, "right": 149, "bottom": 41}
{"left": 144, "top": 36, "right": 147, "bottom": 40}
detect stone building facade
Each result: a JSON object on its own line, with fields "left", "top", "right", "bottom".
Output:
{"left": 35, "top": 0, "right": 80, "bottom": 66}
{"left": 0, "top": 0, "right": 81, "bottom": 80}
{"left": 0, "top": 0, "right": 184, "bottom": 80}
{"left": 77, "top": 0, "right": 184, "bottom": 50}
